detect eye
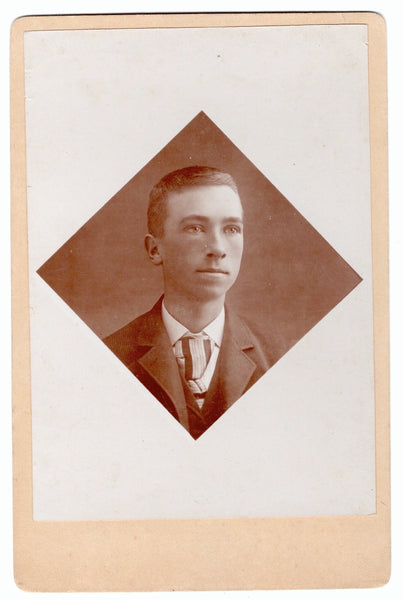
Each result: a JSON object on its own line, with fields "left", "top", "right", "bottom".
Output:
{"left": 184, "top": 224, "right": 204, "bottom": 234}
{"left": 224, "top": 224, "right": 243, "bottom": 234}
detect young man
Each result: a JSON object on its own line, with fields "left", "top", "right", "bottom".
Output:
{"left": 104, "top": 166, "right": 272, "bottom": 438}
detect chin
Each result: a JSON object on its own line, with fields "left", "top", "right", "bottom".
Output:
{"left": 193, "top": 285, "right": 232, "bottom": 303}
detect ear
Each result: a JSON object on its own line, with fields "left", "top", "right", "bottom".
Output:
{"left": 145, "top": 234, "right": 163, "bottom": 266}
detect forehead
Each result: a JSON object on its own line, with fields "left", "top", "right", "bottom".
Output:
{"left": 165, "top": 184, "right": 243, "bottom": 221}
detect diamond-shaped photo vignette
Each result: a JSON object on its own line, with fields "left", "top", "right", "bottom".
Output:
{"left": 37, "top": 111, "right": 362, "bottom": 437}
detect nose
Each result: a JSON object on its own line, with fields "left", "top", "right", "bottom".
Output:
{"left": 205, "top": 230, "right": 226, "bottom": 259}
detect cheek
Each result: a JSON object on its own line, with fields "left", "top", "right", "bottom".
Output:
{"left": 179, "top": 238, "right": 205, "bottom": 255}
{"left": 165, "top": 240, "right": 201, "bottom": 267}
{"left": 230, "top": 238, "right": 244, "bottom": 259}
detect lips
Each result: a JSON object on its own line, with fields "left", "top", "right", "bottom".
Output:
{"left": 197, "top": 268, "right": 229, "bottom": 274}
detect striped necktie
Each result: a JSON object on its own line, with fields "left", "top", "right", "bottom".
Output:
{"left": 174, "top": 333, "right": 215, "bottom": 405}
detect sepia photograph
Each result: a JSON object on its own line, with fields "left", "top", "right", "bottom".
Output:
{"left": 10, "top": 9, "right": 390, "bottom": 592}
{"left": 25, "top": 19, "right": 375, "bottom": 522}
{"left": 37, "top": 113, "right": 362, "bottom": 442}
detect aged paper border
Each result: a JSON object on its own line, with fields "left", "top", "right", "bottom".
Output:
{"left": 11, "top": 12, "right": 389, "bottom": 591}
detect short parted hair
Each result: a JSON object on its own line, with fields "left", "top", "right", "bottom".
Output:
{"left": 147, "top": 165, "right": 239, "bottom": 237}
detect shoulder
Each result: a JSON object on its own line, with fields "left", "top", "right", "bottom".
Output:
{"left": 103, "top": 298, "right": 163, "bottom": 366}
{"left": 224, "top": 308, "right": 278, "bottom": 369}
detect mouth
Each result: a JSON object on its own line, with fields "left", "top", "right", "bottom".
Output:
{"left": 196, "top": 268, "right": 229, "bottom": 275}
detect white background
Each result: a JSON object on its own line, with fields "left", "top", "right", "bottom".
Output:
{"left": 2, "top": 0, "right": 402, "bottom": 597}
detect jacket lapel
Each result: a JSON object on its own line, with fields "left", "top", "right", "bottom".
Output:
{"left": 135, "top": 299, "right": 189, "bottom": 431}
{"left": 219, "top": 310, "right": 258, "bottom": 409}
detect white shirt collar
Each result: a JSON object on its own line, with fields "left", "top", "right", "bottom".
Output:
{"left": 161, "top": 299, "right": 225, "bottom": 347}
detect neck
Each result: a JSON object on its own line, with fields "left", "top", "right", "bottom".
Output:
{"left": 163, "top": 292, "right": 225, "bottom": 333}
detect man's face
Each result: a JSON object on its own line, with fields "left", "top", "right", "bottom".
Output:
{"left": 151, "top": 184, "right": 244, "bottom": 303}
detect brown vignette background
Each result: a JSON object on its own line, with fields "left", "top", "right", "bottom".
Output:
{"left": 37, "top": 111, "right": 362, "bottom": 365}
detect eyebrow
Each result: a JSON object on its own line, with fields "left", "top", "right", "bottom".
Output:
{"left": 179, "top": 215, "right": 244, "bottom": 224}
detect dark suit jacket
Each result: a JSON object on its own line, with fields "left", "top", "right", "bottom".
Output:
{"left": 103, "top": 297, "right": 273, "bottom": 439}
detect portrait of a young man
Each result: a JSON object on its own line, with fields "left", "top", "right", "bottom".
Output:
{"left": 19, "top": 18, "right": 379, "bottom": 531}
{"left": 103, "top": 166, "right": 273, "bottom": 439}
